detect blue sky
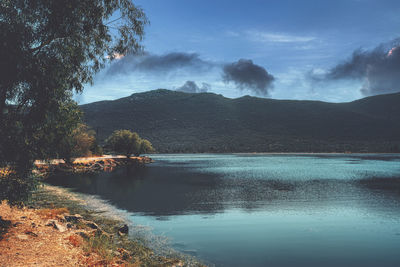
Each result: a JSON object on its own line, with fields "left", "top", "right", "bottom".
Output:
{"left": 78, "top": 0, "right": 400, "bottom": 104}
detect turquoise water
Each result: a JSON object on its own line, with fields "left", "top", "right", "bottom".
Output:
{"left": 47, "top": 154, "right": 400, "bottom": 266}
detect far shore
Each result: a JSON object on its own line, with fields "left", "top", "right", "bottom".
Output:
{"left": 34, "top": 154, "right": 153, "bottom": 165}
{"left": 34, "top": 155, "right": 153, "bottom": 176}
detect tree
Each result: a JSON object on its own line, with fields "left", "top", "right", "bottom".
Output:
{"left": 106, "top": 130, "right": 140, "bottom": 158}
{"left": 58, "top": 123, "right": 100, "bottom": 164}
{"left": 0, "top": 0, "right": 147, "bottom": 202}
{"left": 136, "top": 139, "right": 154, "bottom": 156}
{"left": 42, "top": 100, "right": 83, "bottom": 162}
{"left": 106, "top": 130, "right": 153, "bottom": 157}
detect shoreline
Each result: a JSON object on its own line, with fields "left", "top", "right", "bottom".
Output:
{"left": 34, "top": 155, "right": 153, "bottom": 176}
{"left": 1, "top": 155, "right": 206, "bottom": 266}
{"left": 0, "top": 183, "right": 203, "bottom": 266}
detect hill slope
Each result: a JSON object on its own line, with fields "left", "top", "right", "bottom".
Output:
{"left": 81, "top": 90, "right": 400, "bottom": 153}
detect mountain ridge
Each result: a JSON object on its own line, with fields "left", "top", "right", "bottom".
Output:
{"left": 81, "top": 89, "right": 400, "bottom": 153}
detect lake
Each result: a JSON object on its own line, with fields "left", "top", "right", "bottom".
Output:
{"left": 46, "top": 154, "right": 400, "bottom": 266}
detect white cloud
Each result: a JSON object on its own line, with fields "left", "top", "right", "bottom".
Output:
{"left": 246, "top": 30, "right": 316, "bottom": 43}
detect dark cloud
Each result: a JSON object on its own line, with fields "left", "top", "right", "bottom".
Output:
{"left": 105, "top": 52, "right": 214, "bottom": 76}
{"left": 104, "top": 52, "right": 277, "bottom": 96}
{"left": 222, "top": 59, "right": 275, "bottom": 96}
{"left": 314, "top": 39, "right": 400, "bottom": 96}
{"left": 176, "top": 81, "right": 210, "bottom": 93}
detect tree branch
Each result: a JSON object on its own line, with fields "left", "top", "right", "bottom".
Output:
{"left": 105, "top": 16, "right": 123, "bottom": 25}
{"left": 30, "top": 36, "right": 70, "bottom": 56}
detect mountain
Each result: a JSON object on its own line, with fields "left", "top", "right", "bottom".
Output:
{"left": 81, "top": 89, "right": 400, "bottom": 153}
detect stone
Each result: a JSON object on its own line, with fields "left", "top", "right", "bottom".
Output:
{"left": 45, "top": 220, "right": 67, "bottom": 232}
{"left": 56, "top": 215, "right": 66, "bottom": 223}
{"left": 77, "top": 231, "right": 89, "bottom": 239}
{"left": 16, "top": 234, "right": 28, "bottom": 240}
{"left": 24, "top": 231, "right": 38, "bottom": 237}
{"left": 64, "top": 214, "right": 83, "bottom": 223}
{"left": 12, "top": 222, "right": 22, "bottom": 227}
{"left": 118, "top": 224, "right": 129, "bottom": 235}
{"left": 55, "top": 222, "right": 67, "bottom": 232}
{"left": 85, "top": 221, "right": 99, "bottom": 230}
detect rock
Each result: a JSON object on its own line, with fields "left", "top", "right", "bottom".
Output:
{"left": 45, "top": 220, "right": 55, "bottom": 227}
{"left": 85, "top": 221, "right": 99, "bottom": 230}
{"left": 56, "top": 215, "right": 66, "bottom": 223}
{"left": 12, "top": 222, "right": 22, "bottom": 227}
{"left": 77, "top": 231, "right": 89, "bottom": 239}
{"left": 16, "top": 234, "right": 28, "bottom": 240}
{"left": 55, "top": 222, "right": 67, "bottom": 232}
{"left": 64, "top": 214, "right": 83, "bottom": 223}
{"left": 45, "top": 220, "right": 67, "bottom": 232}
{"left": 118, "top": 224, "right": 129, "bottom": 235}
{"left": 24, "top": 231, "right": 38, "bottom": 237}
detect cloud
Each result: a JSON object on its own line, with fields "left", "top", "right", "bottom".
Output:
{"left": 222, "top": 59, "right": 275, "bottom": 96}
{"left": 312, "top": 39, "right": 400, "bottom": 96}
{"left": 102, "top": 51, "right": 276, "bottom": 97}
{"left": 246, "top": 30, "right": 316, "bottom": 43}
{"left": 105, "top": 52, "right": 214, "bottom": 76}
{"left": 176, "top": 81, "right": 210, "bottom": 93}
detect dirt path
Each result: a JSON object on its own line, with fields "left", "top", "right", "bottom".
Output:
{"left": 0, "top": 202, "right": 102, "bottom": 267}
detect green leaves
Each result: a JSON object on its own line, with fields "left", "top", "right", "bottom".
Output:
{"left": 106, "top": 130, "right": 153, "bottom": 157}
{"left": 0, "top": 0, "right": 147, "bottom": 168}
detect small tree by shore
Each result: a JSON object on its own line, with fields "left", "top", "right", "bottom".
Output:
{"left": 106, "top": 130, "right": 154, "bottom": 158}
{"left": 137, "top": 139, "right": 154, "bottom": 156}
{"left": 58, "top": 123, "right": 103, "bottom": 164}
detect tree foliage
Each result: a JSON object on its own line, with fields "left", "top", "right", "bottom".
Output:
{"left": 106, "top": 130, "right": 153, "bottom": 157}
{"left": 0, "top": 0, "right": 147, "bottom": 170}
{"left": 58, "top": 123, "right": 101, "bottom": 164}
{"left": 138, "top": 139, "right": 154, "bottom": 156}
{"left": 0, "top": 0, "right": 147, "bottom": 202}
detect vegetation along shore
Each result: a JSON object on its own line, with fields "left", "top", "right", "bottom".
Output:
{"left": 0, "top": 183, "right": 203, "bottom": 266}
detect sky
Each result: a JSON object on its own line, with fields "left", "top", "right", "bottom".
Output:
{"left": 77, "top": 0, "right": 400, "bottom": 104}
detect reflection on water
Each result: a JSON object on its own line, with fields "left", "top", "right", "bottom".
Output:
{"left": 46, "top": 154, "right": 400, "bottom": 267}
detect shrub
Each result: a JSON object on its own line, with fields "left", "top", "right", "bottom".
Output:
{"left": 0, "top": 170, "right": 38, "bottom": 205}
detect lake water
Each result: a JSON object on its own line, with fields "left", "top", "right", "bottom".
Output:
{"left": 46, "top": 154, "right": 400, "bottom": 266}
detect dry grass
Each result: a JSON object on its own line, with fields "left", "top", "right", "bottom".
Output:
{"left": 67, "top": 234, "right": 83, "bottom": 247}
{"left": 29, "top": 186, "right": 204, "bottom": 266}
{"left": 83, "top": 233, "right": 116, "bottom": 263}
{"left": 36, "top": 207, "right": 69, "bottom": 219}
{"left": 0, "top": 201, "right": 94, "bottom": 266}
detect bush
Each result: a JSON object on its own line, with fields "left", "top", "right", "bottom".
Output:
{"left": 0, "top": 170, "right": 38, "bottom": 205}
{"left": 106, "top": 130, "right": 153, "bottom": 157}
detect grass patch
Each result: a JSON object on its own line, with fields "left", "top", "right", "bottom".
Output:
{"left": 28, "top": 185, "right": 207, "bottom": 266}
{"left": 83, "top": 233, "right": 116, "bottom": 263}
